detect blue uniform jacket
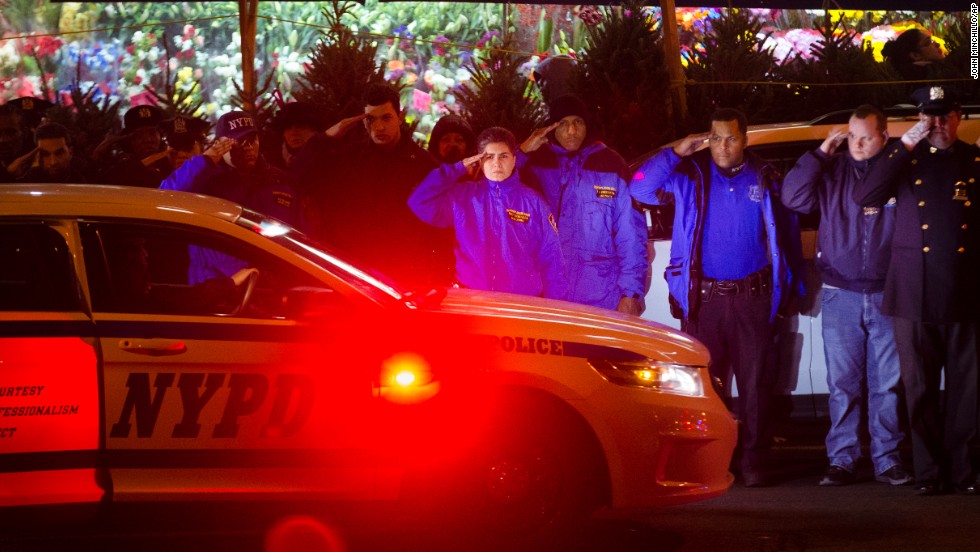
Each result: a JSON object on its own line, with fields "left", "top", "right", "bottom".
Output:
{"left": 631, "top": 148, "right": 804, "bottom": 322}
{"left": 520, "top": 141, "right": 648, "bottom": 310}
{"left": 161, "top": 154, "right": 300, "bottom": 284}
{"left": 782, "top": 148, "right": 895, "bottom": 293}
{"left": 409, "top": 162, "right": 568, "bottom": 300}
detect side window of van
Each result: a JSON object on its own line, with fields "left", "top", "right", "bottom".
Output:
{"left": 0, "top": 223, "right": 79, "bottom": 311}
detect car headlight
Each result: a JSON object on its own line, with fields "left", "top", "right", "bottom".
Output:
{"left": 589, "top": 359, "right": 705, "bottom": 397}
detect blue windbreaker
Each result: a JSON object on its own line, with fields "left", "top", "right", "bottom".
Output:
{"left": 631, "top": 148, "right": 804, "bottom": 322}
{"left": 409, "top": 162, "right": 568, "bottom": 300}
{"left": 520, "top": 141, "right": 648, "bottom": 310}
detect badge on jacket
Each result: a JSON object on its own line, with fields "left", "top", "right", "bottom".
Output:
{"left": 953, "top": 181, "right": 969, "bottom": 201}
{"left": 273, "top": 191, "right": 293, "bottom": 208}
{"left": 507, "top": 209, "right": 530, "bottom": 223}
{"left": 748, "top": 184, "right": 763, "bottom": 202}
{"left": 594, "top": 185, "right": 617, "bottom": 199}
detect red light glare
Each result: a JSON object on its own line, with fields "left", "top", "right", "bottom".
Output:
{"left": 376, "top": 352, "right": 440, "bottom": 404}
{"left": 394, "top": 370, "right": 416, "bottom": 387}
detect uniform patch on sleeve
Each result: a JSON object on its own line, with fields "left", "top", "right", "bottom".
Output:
{"left": 594, "top": 185, "right": 617, "bottom": 198}
{"left": 507, "top": 209, "right": 531, "bottom": 223}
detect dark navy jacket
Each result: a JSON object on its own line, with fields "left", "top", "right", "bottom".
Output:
{"left": 782, "top": 147, "right": 896, "bottom": 292}
{"left": 852, "top": 139, "right": 980, "bottom": 323}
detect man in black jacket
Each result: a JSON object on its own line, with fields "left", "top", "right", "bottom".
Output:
{"left": 783, "top": 105, "right": 911, "bottom": 488}
{"left": 853, "top": 87, "right": 980, "bottom": 496}
{"left": 301, "top": 83, "right": 451, "bottom": 289}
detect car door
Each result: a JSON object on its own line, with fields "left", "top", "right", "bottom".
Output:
{"left": 79, "top": 219, "right": 381, "bottom": 503}
{"left": 0, "top": 220, "right": 103, "bottom": 508}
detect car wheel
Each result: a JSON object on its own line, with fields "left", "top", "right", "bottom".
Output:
{"left": 452, "top": 397, "right": 605, "bottom": 550}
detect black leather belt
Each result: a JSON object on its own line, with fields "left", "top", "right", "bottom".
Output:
{"left": 700, "top": 265, "right": 772, "bottom": 301}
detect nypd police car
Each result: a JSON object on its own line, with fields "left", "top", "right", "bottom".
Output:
{"left": 0, "top": 185, "right": 736, "bottom": 546}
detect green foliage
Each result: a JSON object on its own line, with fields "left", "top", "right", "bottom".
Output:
{"left": 230, "top": 70, "right": 278, "bottom": 130}
{"left": 773, "top": 17, "right": 904, "bottom": 121}
{"left": 454, "top": 41, "right": 546, "bottom": 142}
{"left": 684, "top": 10, "right": 777, "bottom": 131}
{"left": 0, "top": 0, "right": 62, "bottom": 34}
{"left": 537, "top": 9, "right": 554, "bottom": 54}
{"left": 570, "top": 2, "right": 671, "bottom": 160}
{"left": 294, "top": 1, "right": 386, "bottom": 126}
{"left": 347, "top": 0, "right": 501, "bottom": 64}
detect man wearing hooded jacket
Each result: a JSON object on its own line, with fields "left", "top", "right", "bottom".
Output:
{"left": 631, "top": 108, "right": 804, "bottom": 487}
{"left": 519, "top": 95, "right": 647, "bottom": 314}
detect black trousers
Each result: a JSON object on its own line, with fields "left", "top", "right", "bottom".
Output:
{"left": 893, "top": 318, "right": 979, "bottom": 485}
{"left": 687, "top": 291, "right": 775, "bottom": 474}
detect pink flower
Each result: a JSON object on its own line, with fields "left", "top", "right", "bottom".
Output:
{"left": 413, "top": 88, "right": 431, "bottom": 112}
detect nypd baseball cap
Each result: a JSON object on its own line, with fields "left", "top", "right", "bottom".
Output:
{"left": 215, "top": 111, "right": 258, "bottom": 141}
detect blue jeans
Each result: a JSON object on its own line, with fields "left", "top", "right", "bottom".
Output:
{"left": 821, "top": 286, "right": 904, "bottom": 474}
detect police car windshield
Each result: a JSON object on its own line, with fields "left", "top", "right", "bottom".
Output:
{"left": 235, "top": 210, "right": 406, "bottom": 301}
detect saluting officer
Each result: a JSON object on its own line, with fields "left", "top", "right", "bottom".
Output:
{"left": 853, "top": 86, "right": 980, "bottom": 496}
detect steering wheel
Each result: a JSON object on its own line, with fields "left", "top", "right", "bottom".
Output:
{"left": 229, "top": 269, "right": 259, "bottom": 316}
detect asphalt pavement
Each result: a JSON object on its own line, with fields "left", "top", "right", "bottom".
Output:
{"left": 584, "top": 418, "right": 980, "bottom": 552}
{"left": 5, "top": 418, "right": 979, "bottom": 552}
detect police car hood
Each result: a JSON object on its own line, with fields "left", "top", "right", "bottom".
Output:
{"left": 431, "top": 288, "right": 707, "bottom": 364}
